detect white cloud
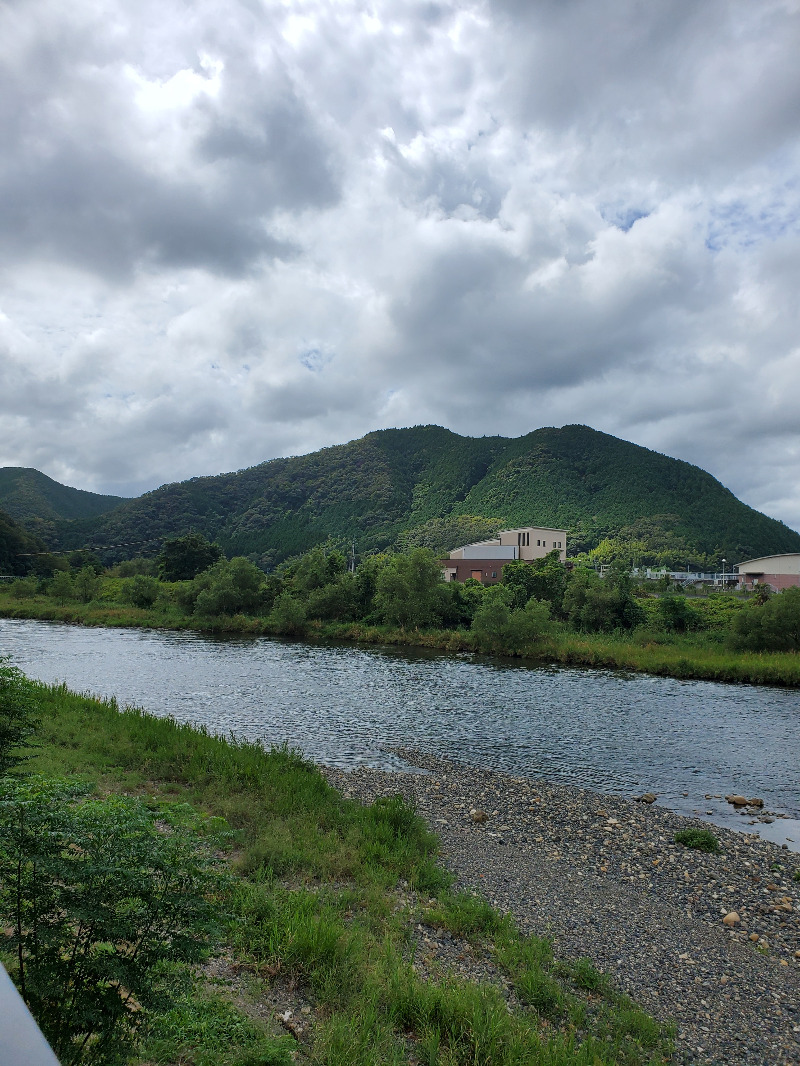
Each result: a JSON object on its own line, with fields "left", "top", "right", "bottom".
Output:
{"left": 1, "top": 0, "right": 799, "bottom": 531}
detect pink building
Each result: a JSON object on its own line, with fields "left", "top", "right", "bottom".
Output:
{"left": 736, "top": 553, "right": 800, "bottom": 592}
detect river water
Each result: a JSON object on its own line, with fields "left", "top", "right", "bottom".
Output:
{"left": 2, "top": 618, "right": 799, "bottom": 849}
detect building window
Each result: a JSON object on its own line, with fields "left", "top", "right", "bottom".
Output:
{"left": 491, "top": 571, "right": 497, "bottom": 578}
{"left": 558, "top": 541, "right": 562, "bottom": 549}
{"left": 537, "top": 539, "right": 540, "bottom": 546}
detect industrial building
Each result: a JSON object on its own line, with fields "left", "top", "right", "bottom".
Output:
{"left": 441, "top": 525, "right": 567, "bottom": 583}
{"left": 736, "top": 554, "right": 800, "bottom": 592}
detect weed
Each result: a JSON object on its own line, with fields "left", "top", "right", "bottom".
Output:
{"left": 674, "top": 828, "right": 720, "bottom": 853}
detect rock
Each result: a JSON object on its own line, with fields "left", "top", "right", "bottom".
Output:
{"left": 722, "top": 911, "right": 741, "bottom": 926}
{"left": 636, "top": 793, "right": 657, "bottom": 804}
{"left": 469, "top": 808, "right": 489, "bottom": 823}
{"left": 725, "top": 795, "right": 749, "bottom": 806}
{"left": 748, "top": 798, "right": 764, "bottom": 808}
{"left": 749, "top": 932, "right": 760, "bottom": 942}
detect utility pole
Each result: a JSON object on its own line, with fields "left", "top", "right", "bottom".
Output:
{"left": 349, "top": 537, "right": 356, "bottom": 573}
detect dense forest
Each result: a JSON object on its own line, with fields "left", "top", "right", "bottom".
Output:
{"left": 5, "top": 425, "right": 800, "bottom": 571}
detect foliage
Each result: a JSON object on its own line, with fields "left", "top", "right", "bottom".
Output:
{"left": 269, "top": 592, "right": 307, "bottom": 635}
{"left": 0, "top": 467, "right": 123, "bottom": 525}
{"left": 471, "top": 586, "right": 553, "bottom": 654}
{"left": 0, "top": 660, "right": 39, "bottom": 774}
{"left": 0, "top": 777, "right": 228, "bottom": 1065}
{"left": 121, "top": 574, "right": 160, "bottom": 608}
{"left": 158, "top": 533, "right": 222, "bottom": 582}
{"left": 193, "top": 557, "right": 265, "bottom": 617}
{"left": 502, "top": 550, "right": 567, "bottom": 614}
{"left": 73, "top": 565, "right": 101, "bottom": 603}
{"left": 50, "top": 424, "right": 800, "bottom": 568}
{"left": 50, "top": 568, "right": 75, "bottom": 604}
{"left": 0, "top": 507, "right": 47, "bottom": 576}
{"left": 397, "top": 514, "right": 505, "bottom": 556}
{"left": 674, "top": 828, "right": 720, "bottom": 853}
{"left": 656, "top": 595, "right": 696, "bottom": 633}
{"left": 732, "top": 587, "right": 800, "bottom": 652}
{"left": 373, "top": 548, "right": 448, "bottom": 628}
{"left": 562, "top": 565, "right": 644, "bottom": 632}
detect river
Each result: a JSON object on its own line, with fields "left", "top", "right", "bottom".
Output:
{"left": 2, "top": 618, "right": 799, "bottom": 849}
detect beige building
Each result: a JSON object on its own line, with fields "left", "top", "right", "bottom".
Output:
{"left": 736, "top": 553, "right": 800, "bottom": 592}
{"left": 442, "top": 525, "right": 567, "bottom": 583}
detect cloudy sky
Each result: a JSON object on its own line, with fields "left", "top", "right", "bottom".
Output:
{"left": 2, "top": 1, "right": 800, "bottom": 529}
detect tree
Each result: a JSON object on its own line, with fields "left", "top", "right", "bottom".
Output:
{"left": 562, "top": 565, "right": 643, "bottom": 632}
{"left": 373, "top": 548, "right": 447, "bottom": 629}
{"left": 50, "top": 570, "right": 74, "bottom": 604}
{"left": 269, "top": 592, "right": 307, "bottom": 636}
{"left": 733, "top": 587, "right": 800, "bottom": 651}
{"left": 122, "top": 575, "right": 160, "bottom": 609}
{"left": 0, "top": 779, "right": 227, "bottom": 1065}
{"left": 73, "top": 566, "right": 100, "bottom": 604}
{"left": 0, "top": 661, "right": 38, "bottom": 775}
{"left": 471, "top": 587, "right": 552, "bottom": 655}
{"left": 502, "top": 551, "right": 567, "bottom": 615}
{"left": 193, "top": 557, "right": 265, "bottom": 617}
{"left": 158, "top": 534, "right": 222, "bottom": 582}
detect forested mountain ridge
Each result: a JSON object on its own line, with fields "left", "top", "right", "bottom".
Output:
{"left": 10, "top": 424, "right": 800, "bottom": 569}
{"left": 0, "top": 467, "right": 125, "bottom": 544}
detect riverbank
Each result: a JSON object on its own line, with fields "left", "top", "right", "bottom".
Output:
{"left": 323, "top": 753, "right": 800, "bottom": 1066}
{"left": 2, "top": 593, "right": 800, "bottom": 687}
{"left": 8, "top": 676, "right": 675, "bottom": 1066}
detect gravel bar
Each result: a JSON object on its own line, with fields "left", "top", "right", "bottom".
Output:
{"left": 321, "top": 753, "right": 800, "bottom": 1066}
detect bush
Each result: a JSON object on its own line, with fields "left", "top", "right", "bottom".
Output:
{"left": 674, "top": 828, "right": 719, "bottom": 853}
{"left": 0, "top": 778, "right": 229, "bottom": 1065}
{"left": 269, "top": 592, "right": 307, "bottom": 635}
{"left": 122, "top": 574, "right": 160, "bottom": 609}
{"left": 733, "top": 587, "right": 800, "bottom": 651}
{"left": 8, "top": 576, "right": 37, "bottom": 599}
{"left": 0, "top": 660, "right": 39, "bottom": 774}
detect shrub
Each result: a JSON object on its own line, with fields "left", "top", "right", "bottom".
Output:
{"left": 0, "top": 660, "right": 39, "bottom": 774}
{"left": 0, "top": 778, "right": 229, "bottom": 1065}
{"left": 674, "top": 827, "right": 720, "bottom": 853}
{"left": 122, "top": 574, "right": 160, "bottom": 608}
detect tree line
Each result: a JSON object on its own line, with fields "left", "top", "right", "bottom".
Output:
{"left": 6, "top": 532, "right": 800, "bottom": 654}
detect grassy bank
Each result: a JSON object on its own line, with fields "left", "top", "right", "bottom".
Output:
{"left": 2, "top": 590, "right": 800, "bottom": 687}
{"left": 4, "top": 677, "right": 674, "bottom": 1065}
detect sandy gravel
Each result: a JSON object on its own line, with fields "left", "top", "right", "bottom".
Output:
{"left": 322, "top": 753, "right": 800, "bottom": 1066}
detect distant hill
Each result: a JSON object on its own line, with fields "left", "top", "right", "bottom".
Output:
{"left": 0, "top": 467, "right": 125, "bottom": 543}
{"left": 0, "top": 508, "right": 47, "bottom": 575}
{"left": 53, "top": 425, "right": 800, "bottom": 569}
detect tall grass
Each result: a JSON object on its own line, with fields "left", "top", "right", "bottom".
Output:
{"left": 13, "top": 678, "right": 674, "bottom": 1065}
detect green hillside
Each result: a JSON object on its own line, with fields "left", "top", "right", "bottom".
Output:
{"left": 0, "top": 467, "right": 125, "bottom": 530}
{"left": 53, "top": 425, "right": 800, "bottom": 569}
{"left": 0, "top": 508, "right": 47, "bottom": 575}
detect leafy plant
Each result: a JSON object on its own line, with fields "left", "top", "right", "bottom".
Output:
{"left": 0, "top": 659, "right": 39, "bottom": 774}
{"left": 674, "top": 827, "right": 720, "bottom": 853}
{"left": 0, "top": 778, "right": 229, "bottom": 1065}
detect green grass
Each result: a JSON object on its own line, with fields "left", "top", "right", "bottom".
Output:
{"left": 7, "top": 677, "right": 675, "bottom": 1065}
{"left": 674, "top": 828, "right": 720, "bottom": 853}
{"left": 4, "top": 588, "right": 800, "bottom": 687}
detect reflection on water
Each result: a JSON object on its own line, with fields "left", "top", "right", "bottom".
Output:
{"left": 2, "top": 618, "right": 799, "bottom": 848}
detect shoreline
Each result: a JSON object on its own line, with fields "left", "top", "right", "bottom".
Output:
{"left": 2, "top": 598, "right": 800, "bottom": 689}
{"left": 321, "top": 752, "right": 800, "bottom": 1065}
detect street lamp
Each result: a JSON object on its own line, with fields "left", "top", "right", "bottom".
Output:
{"left": 721, "top": 558, "right": 727, "bottom": 586}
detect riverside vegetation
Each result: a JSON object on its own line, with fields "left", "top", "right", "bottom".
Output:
{"left": 2, "top": 536, "right": 800, "bottom": 687}
{"left": 0, "top": 661, "right": 676, "bottom": 1065}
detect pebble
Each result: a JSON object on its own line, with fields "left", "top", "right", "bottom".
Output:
{"left": 322, "top": 752, "right": 800, "bottom": 1066}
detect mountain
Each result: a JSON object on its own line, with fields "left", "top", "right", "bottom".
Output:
{"left": 0, "top": 508, "right": 48, "bottom": 575}
{"left": 0, "top": 468, "right": 125, "bottom": 528}
{"left": 51, "top": 425, "right": 800, "bottom": 569}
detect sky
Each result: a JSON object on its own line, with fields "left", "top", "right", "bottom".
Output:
{"left": 1, "top": 1, "right": 800, "bottom": 530}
